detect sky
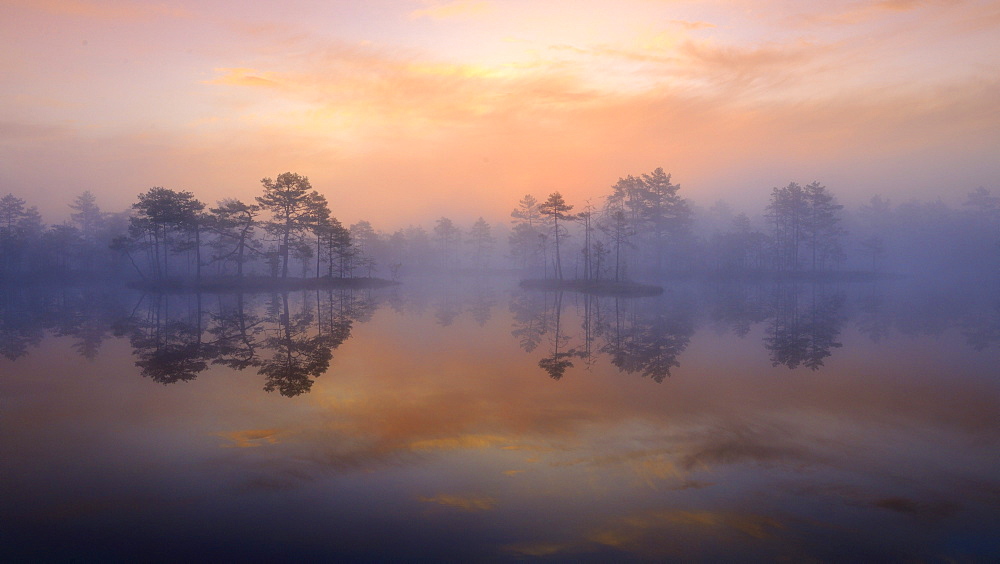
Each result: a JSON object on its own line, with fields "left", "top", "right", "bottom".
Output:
{"left": 2, "top": 0, "right": 999, "bottom": 228}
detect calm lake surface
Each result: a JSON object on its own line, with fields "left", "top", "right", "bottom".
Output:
{"left": 2, "top": 278, "right": 999, "bottom": 561}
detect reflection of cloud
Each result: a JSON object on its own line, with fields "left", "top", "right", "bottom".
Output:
{"left": 504, "top": 542, "right": 568, "bottom": 557}
{"left": 418, "top": 494, "right": 496, "bottom": 511}
{"left": 587, "top": 509, "right": 785, "bottom": 554}
{"left": 872, "top": 497, "right": 958, "bottom": 519}
{"left": 408, "top": 434, "right": 514, "bottom": 451}
{"left": 217, "top": 428, "right": 280, "bottom": 448}
{"left": 680, "top": 424, "right": 812, "bottom": 470}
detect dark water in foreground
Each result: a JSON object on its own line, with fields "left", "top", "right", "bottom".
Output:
{"left": 2, "top": 278, "right": 999, "bottom": 561}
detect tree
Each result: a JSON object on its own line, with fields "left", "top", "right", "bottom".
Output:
{"left": 130, "top": 187, "right": 204, "bottom": 281}
{"left": 69, "top": 191, "right": 104, "bottom": 244}
{"left": 538, "top": 192, "right": 575, "bottom": 280}
{"left": 511, "top": 194, "right": 541, "bottom": 227}
{"left": 803, "top": 182, "right": 845, "bottom": 271}
{"left": 433, "top": 217, "right": 460, "bottom": 270}
{"left": 510, "top": 194, "right": 544, "bottom": 271}
{"left": 599, "top": 208, "right": 633, "bottom": 282}
{"left": 350, "top": 220, "right": 379, "bottom": 277}
{"left": 766, "top": 183, "right": 808, "bottom": 271}
{"left": 256, "top": 172, "right": 326, "bottom": 279}
{"left": 208, "top": 199, "right": 260, "bottom": 279}
{"left": 317, "top": 216, "right": 352, "bottom": 278}
{"left": 467, "top": 217, "right": 495, "bottom": 270}
{"left": 0, "top": 194, "right": 43, "bottom": 277}
{"left": 602, "top": 169, "right": 692, "bottom": 277}
{"left": 641, "top": 167, "right": 691, "bottom": 271}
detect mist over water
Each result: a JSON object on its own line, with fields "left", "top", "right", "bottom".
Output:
{"left": 4, "top": 0, "right": 1000, "bottom": 559}
{"left": 2, "top": 276, "right": 999, "bottom": 561}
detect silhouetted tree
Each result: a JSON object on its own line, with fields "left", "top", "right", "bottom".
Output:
{"left": 256, "top": 172, "right": 326, "bottom": 279}
{"left": 317, "top": 216, "right": 352, "bottom": 278}
{"left": 130, "top": 187, "right": 204, "bottom": 280}
{"left": 207, "top": 199, "right": 260, "bottom": 279}
{"left": 539, "top": 192, "right": 575, "bottom": 280}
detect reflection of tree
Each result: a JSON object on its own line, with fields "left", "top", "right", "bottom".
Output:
{"left": 0, "top": 286, "right": 131, "bottom": 361}
{"left": 510, "top": 291, "right": 549, "bottom": 353}
{"left": 538, "top": 291, "right": 578, "bottom": 380}
{"left": 577, "top": 294, "right": 600, "bottom": 369}
{"left": 258, "top": 292, "right": 332, "bottom": 396}
{"left": 855, "top": 283, "right": 891, "bottom": 343}
{"left": 599, "top": 295, "right": 694, "bottom": 382}
{"left": 469, "top": 280, "right": 496, "bottom": 326}
{"left": 129, "top": 294, "right": 209, "bottom": 384}
{"left": 206, "top": 293, "right": 263, "bottom": 371}
{"left": 0, "top": 287, "right": 44, "bottom": 360}
{"left": 511, "top": 288, "right": 694, "bottom": 382}
{"left": 764, "top": 284, "right": 844, "bottom": 370}
{"left": 122, "top": 289, "right": 375, "bottom": 395}
{"left": 707, "top": 283, "right": 768, "bottom": 338}
{"left": 434, "top": 283, "right": 462, "bottom": 327}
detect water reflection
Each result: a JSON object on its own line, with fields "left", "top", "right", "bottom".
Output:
{"left": 0, "top": 286, "right": 128, "bottom": 360}
{"left": 2, "top": 278, "right": 999, "bottom": 561}
{"left": 764, "top": 284, "right": 844, "bottom": 370}
{"left": 0, "top": 286, "right": 373, "bottom": 388}
{"left": 17, "top": 288, "right": 382, "bottom": 396}
{"left": 4, "top": 280, "right": 1000, "bottom": 388}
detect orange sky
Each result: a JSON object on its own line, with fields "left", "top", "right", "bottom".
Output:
{"left": 2, "top": 0, "right": 999, "bottom": 228}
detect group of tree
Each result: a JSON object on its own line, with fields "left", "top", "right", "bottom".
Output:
{"left": 2, "top": 168, "right": 998, "bottom": 285}
{"left": 510, "top": 170, "right": 997, "bottom": 283}
{"left": 509, "top": 167, "right": 694, "bottom": 282}
{"left": 707, "top": 181, "right": 846, "bottom": 275}
{"left": 119, "top": 173, "right": 359, "bottom": 284}
{"left": 1, "top": 191, "right": 129, "bottom": 281}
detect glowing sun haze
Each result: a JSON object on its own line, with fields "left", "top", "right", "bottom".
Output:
{"left": 2, "top": 0, "right": 998, "bottom": 227}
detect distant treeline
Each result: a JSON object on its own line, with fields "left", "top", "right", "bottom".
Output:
{"left": 1, "top": 169, "right": 997, "bottom": 283}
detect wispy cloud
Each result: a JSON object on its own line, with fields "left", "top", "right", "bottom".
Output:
{"left": 205, "top": 68, "right": 281, "bottom": 88}
{"left": 14, "top": 0, "right": 190, "bottom": 20}
{"left": 410, "top": 0, "right": 493, "bottom": 20}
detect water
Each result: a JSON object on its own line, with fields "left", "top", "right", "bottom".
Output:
{"left": 2, "top": 279, "right": 999, "bottom": 561}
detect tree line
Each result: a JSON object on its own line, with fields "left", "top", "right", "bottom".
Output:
{"left": 510, "top": 169, "right": 999, "bottom": 281}
{"left": 1, "top": 169, "right": 997, "bottom": 284}
{"left": 0, "top": 172, "right": 500, "bottom": 284}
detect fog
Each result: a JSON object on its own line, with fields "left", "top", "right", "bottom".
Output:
{"left": 3, "top": 1, "right": 1000, "bottom": 560}
{"left": 2, "top": 170, "right": 997, "bottom": 287}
